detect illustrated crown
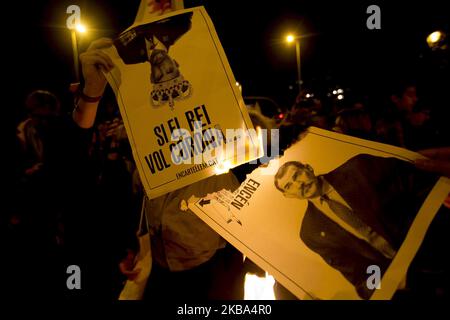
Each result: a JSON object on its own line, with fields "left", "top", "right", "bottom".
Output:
{"left": 150, "top": 75, "right": 192, "bottom": 110}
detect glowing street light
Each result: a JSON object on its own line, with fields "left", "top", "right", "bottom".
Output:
{"left": 285, "top": 33, "right": 301, "bottom": 94}
{"left": 428, "top": 31, "right": 442, "bottom": 44}
{"left": 76, "top": 23, "right": 87, "bottom": 33}
{"left": 68, "top": 23, "right": 87, "bottom": 82}
{"left": 235, "top": 81, "right": 242, "bottom": 93}
{"left": 427, "top": 30, "right": 446, "bottom": 49}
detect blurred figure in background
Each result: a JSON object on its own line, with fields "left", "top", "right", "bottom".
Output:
{"left": 16, "top": 90, "right": 61, "bottom": 176}
{"left": 285, "top": 91, "right": 329, "bottom": 129}
{"left": 9, "top": 90, "right": 70, "bottom": 299}
{"left": 333, "top": 103, "right": 376, "bottom": 140}
{"left": 375, "top": 81, "right": 438, "bottom": 150}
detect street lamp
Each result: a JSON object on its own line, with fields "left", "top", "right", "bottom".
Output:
{"left": 76, "top": 24, "right": 87, "bottom": 33}
{"left": 426, "top": 30, "right": 446, "bottom": 50}
{"left": 69, "top": 23, "right": 87, "bottom": 83}
{"left": 286, "top": 34, "right": 301, "bottom": 94}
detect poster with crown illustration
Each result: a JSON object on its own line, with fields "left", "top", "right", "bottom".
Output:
{"left": 103, "top": 7, "right": 260, "bottom": 199}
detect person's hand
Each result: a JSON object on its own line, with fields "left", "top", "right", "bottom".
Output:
{"left": 415, "top": 147, "right": 450, "bottom": 178}
{"left": 416, "top": 147, "right": 450, "bottom": 209}
{"left": 25, "top": 162, "right": 43, "bottom": 175}
{"left": 119, "top": 249, "right": 141, "bottom": 281}
{"left": 79, "top": 38, "right": 115, "bottom": 97}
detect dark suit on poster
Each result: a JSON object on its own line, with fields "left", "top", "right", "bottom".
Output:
{"left": 298, "top": 154, "right": 438, "bottom": 299}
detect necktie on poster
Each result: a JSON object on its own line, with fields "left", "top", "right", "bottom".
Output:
{"left": 321, "top": 194, "right": 397, "bottom": 259}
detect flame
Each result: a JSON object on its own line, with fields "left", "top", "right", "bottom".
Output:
{"left": 214, "top": 126, "right": 263, "bottom": 176}
{"left": 214, "top": 160, "right": 232, "bottom": 175}
{"left": 256, "top": 126, "right": 265, "bottom": 158}
{"left": 244, "top": 272, "right": 276, "bottom": 300}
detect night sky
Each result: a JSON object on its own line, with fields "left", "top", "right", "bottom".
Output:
{"left": 5, "top": 0, "right": 450, "bottom": 122}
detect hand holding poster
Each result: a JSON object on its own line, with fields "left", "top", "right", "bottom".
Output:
{"left": 103, "top": 7, "right": 259, "bottom": 199}
{"left": 189, "top": 127, "right": 450, "bottom": 300}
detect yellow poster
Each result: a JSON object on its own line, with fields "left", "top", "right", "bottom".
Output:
{"left": 189, "top": 127, "right": 450, "bottom": 300}
{"left": 104, "top": 7, "right": 259, "bottom": 199}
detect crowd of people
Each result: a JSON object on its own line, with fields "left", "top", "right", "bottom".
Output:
{"left": 283, "top": 80, "right": 448, "bottom": 153}
{"left": 3, "top": 35, "right": 449, "bottom": 302}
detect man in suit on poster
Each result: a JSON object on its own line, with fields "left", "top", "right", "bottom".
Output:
{"left": 274, "top": 153, "right": 438, "bottom": 299}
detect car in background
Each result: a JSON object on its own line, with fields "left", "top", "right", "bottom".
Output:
{"left": 243, "top": 96, "right": 286, "bottom": 124}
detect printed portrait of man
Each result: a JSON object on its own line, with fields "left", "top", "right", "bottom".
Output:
{"left": 273, "top": 153, "right": 438, "bottom": 299}
{"left": 114, "top": 12, "right": 193, "bottom": 109}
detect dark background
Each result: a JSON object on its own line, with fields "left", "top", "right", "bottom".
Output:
{"left": 1, "top": 0, "right": 448, "bottom": 302}
{"left": 4, "top": 0, "right": 449, "bottom": 122}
